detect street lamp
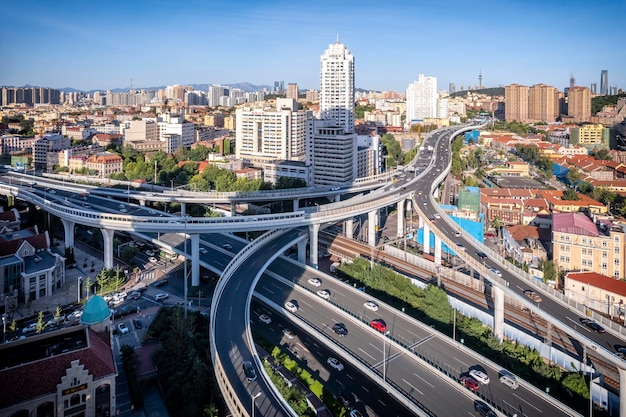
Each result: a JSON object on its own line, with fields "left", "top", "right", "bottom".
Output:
{"left": 183, "top": 215, "right": 189, "bottom": 319}
{"left": 2, "top": 313, "right": 7, "bottom": 343}
{"left": 251, "top": 392, "right": 262, "bottom": 417}
{"left": 383, "top": 330, "right": 391, "bottom": 381}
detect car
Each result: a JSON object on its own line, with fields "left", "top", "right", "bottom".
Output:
{"left": 120, "top": 208, "right": 128, "bottom": 213}
{"left": 199, "top": 247, "right": 208, "bottom": 254}
{"left": 331, "top": 186, "right": 340, "bottom": 191}
{"left": 129, "top": 291, "right": 141, "bottom": 300}
{"left": 433, "top": 213, "right": 441, "bottom": 219}
{"left": 308, "top": 278, "right": 322, "bottom": 287}
{"left": 117, "top": 323, "right": 129, "bottom": 335}
{"left": 474, "top": 401, "right": 497, "bottom": 417}
{"left": 332, "top": 323, "right": 348, "bottom": 337}
{"left": 455, "top": 243, "right": 466, "bottom": 251}
{"left": 454, "top": 231, "right": 461, "bottom": 237}
{"left": 66, "top": 310, "right": 83, "bottom": 321}
{"left": 317, "top": 289, "right": 330, "bottom": 300}
{"left": 47, "top": 316, "right": 65, "bottom": 327}
{"left": 145, "top": 250, "right": 154, "bottom": 256}
{"left": 284, "top": 301, "right": 298, "bottom": 313}
{"left": 258, "top": 314, "right": 272, "bottom": 324}
{"left": 148, "top": 210, "right": 156, "bottom": 215}
{"left": 616, "top": 347, "right": 626, "bottom": 359}
{"left": 154, "top": 292, "right": 169, "bottom": 302}
{"left": 499, "top": 372, "right": 519, "bottom": 389}
{"left": 22, "top": 322, "right": 38, "bottom": 334}
{"left": 243, "top": 360, "right": 257, "bottom": 382}
{"left": 83, "top": 203, "right": 91, "bottom": 209}
{"left": 337, "top": 393, "right": 351, "bottom": 408}
{"left": 364, "top": 301, "right": 379, "bottom": 311}
{"left": 132, "top": 319, "right": 143, "bottom": 329}
{"left": 46, "top": 188, "right": 56, "bottom": 194}
{"left": 222, "top": 243, "right": 233, "bottom": 250}
{"left": 476, "top": 251, "right": 488, "bottom": 260}
{"left": 523, "top": 290, "right": 542, "bottom": 303}
{"left": 349, "top": 410, "right": 363, "bottom": 417}
{"left": 369, "top": 319, "right": 387, "bottom": 332}
{"left": 469, "top": 369, "right": 490, "bottom": 384}
{"left": 327, "top": 357, "right": 344, "bottom": 371}
{"left": 460, "top": 375, "right": 480, "bottom": 391}
{"left": 584, "top": 320, "right": 606, "bottom": 333}
{"left": 148, "top": 256, "right": 158, "bottom": 263}
{"left": 489, "top": 267, "right": 502, "bottom": 277}
{"left": 282, "top": 329, "right": 296, "bottom": 339}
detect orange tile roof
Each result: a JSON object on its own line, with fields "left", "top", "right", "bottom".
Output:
{"left": 566, "top": 271, "right": 626, "bottom": 297}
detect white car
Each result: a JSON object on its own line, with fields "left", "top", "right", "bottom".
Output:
{"left": 66, "top": 310, "right": 83, "bottom": 321}
{"left": 469, "top": 369, "right": 490, "bottom": 384}
{"left": 259, "top": 314, "right": 272, "bottom": 324}
{"left": 148, "top": 256, "right": 158, "bottom": 263}
{"left": 284, "top": 301, "right": 298, "bottom": 313}
{"left": 489, "top": 267, "right": 503, "bottom": 277}
{"left": 317, "top": 289, "right": 330, "bottom": 300}
{"left": 222, "top": 243, "right": 233, "bottom": 250}
{"left": 199, "top": 247, "right": 208, "bottom": 254}
{"left": 327, "top": 357, "right": 344, "bottom": 371}
{"left": 117, "top": 323, "right": 129, "bottom": 335}
{"left": 434, "top": 213, "right": 441, "bottom": 219}
{"left": 308, "top": 278, "right": 322, "bottom": 287}
{"left": 364, "top": 301, "right": 379, "bottom": 311}
{"left": 282, "top": 329, "right": 296, "bottom": 339}
{"left": 455, "top": 243, "right": 466, "bottom": 251}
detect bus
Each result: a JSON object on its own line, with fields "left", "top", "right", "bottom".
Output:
{"left": 159, "top": 248, "right": 178, "bottom": 260}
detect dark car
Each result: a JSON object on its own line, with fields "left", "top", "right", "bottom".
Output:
{"left": 332, "top": 323, "right": 348, "bottom": 337}
{"left": 474, "top": 400, "right": 497, "bottom": 417}
{"left": 132, "top": 319, "right": 143, "bottom": 329}
{"left": 337, "top": 393, "right": 351, "bottom": 408}
{"left": 243, "top": 360, "right": 257, "bottom": 382}
{"left": 583, "top": 320, "right": 605, "bottom": 333}
{"left": 153, "top": 279, "right": 168, "bottom": 288}
{"left": 476, "top": 251, "right": 488, "bottom": 260}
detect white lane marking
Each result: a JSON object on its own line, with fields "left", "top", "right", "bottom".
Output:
{"left": 513, "top": 393, "right": 542, "bottom": 412}
{"left": 358, "top": 348, "right": 377, "bottom": 361}
{"left": 235, "top": 281, "right": 241, "bottom": 291}
{"left": 300, "top": 299, "right": 313, "bottom": 308}
{"left": 455, "top": 357, "right": 471, "bottom": 368}
{"left": 296, "top": 343, "right": 310, "bottom": 352}
{"left": 346, "top": 374, "right": 354, "bottom": 380}
{"left": 566, "top": 316, "right": 591, "bottom": 332}
{"left": 413, "top": 372, "right": 435, "bottom": 389}
{"left": 362, "top": 386, "right": 369, "bottom": 393}
{"left": 369, "top": 342, "right": 383, "bottom": 353}
{"left": 402, "top": 378, "right": 423, "bottom": 396}
{"left": 261, "top": 286, "right": 274, "bottom": 294}
{"left": 229, "top": 306, "right": 232, "bottom": 321}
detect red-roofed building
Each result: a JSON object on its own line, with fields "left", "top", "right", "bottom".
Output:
{"left": 564, "top": 271, "right": 626, "bottom": 319}
{"left": 552, "top": 213, "right": 626, "bottom": 280}
{"left": 85, "top": 153, "right": 123, "bottom": 179}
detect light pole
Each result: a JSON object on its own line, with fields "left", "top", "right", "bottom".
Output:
{"left": 383, "top": 330, "right": 390, "bottom": 381}
{"left": 452, "top": 308, "right": 457, "bottom": 341}
{"left": 251, "top": 392, "right": 262, "bottom": 417}
{"left": 183, "top": 215, "right": 189, "bottom": 319}
{"left": 2, "top": 313, "right": 7, "bottom": 343}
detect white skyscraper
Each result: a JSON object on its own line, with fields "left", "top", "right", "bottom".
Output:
{"left": 319, "top": 39, "right": 355, "bottom": 133}
{"left": 405, "top": 74, "right": 438, "bottom": 123}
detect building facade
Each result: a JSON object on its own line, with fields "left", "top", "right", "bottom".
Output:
{"left": 567, "top": 86, "right": 592, "bottom": 123}
{"left": 528, "top": 84, "right": 560, "bottom": 123}
{"left": 307, "top": 120, "right": 356, "bottom": 186}
{"left": 319, "top": 40, "right": 355, "bottom": 134}
{"left": 405, "top": 74, "right": 438, "bottom": 122}
{"left": 504, "top": 84, "right": 529, "bottom": 122}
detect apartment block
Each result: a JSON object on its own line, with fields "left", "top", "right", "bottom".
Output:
{"left": 569, "top": 124, "right": 610, "bottom": 150}
{"left": 528, "top": 84, "right": 560, "bottom": 122}
{"left": 566, "top": 86, "right": 592, "bottom": 123}
{"left": 319, "top": 40, "right": 355, "bottom": 133}
{"left": 504, "top": 84, "right": 529, "bottom": 122}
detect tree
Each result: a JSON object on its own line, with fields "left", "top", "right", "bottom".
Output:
{"left": 566, "top": 167, "right": 581, "bottom": 186}
{"left": 562, "top": 189, "right": 580, "bottom": 200}
{"left": 36, "top": 311, "right": 46, "bottom": 334}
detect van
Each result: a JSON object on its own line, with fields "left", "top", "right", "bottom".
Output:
{"left": 499, "top": 372, "right": 518, "bottom": 389}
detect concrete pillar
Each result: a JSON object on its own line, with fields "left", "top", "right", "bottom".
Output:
{"left": 618, "top": 367, "right": 626, "bottom": 417}
{"left": 180, "top": 202, "right": 186, "bottom": 217}
{"left": 334, "top": 195, "right": 341, "bottom": 203}
{"left": 434, "top": 234, "right": 442, "bottom": 265}
{"left": 297, "top": 240, "right": 307, "bottom": 264}
{"left": 492, "top": 285, "right": 505, "bottom": 341}
{"left": 345, "top": 218, "right": 354, "bottom": 239}
{"left": 139, "top": 199, "right": 146, "bottom": 206}
{"left": 293, "top": 199, "right": 299, "bottom": 211}
{"left": 101, "top": 228, "right": 115, "bottom": 270}
{"left": 418, "top": 215, "right": 424, "bottom": 228}
{"left": 190, "top": 233, "right": 199, "bottom": 286}
{"left": 308, "top": 223, "right": 320, "bottom": 269}
{"left": 61, "top": 218, "right": 75, "bottom": 248}
{"left": 397, "top": 199, "right": 405, "bottom": 238}
{"left": 423, "top": 223, "right": 430, "bottom": 254}
{"left": 368, "top": 210, "right": 377, "bottom": 247}
{"left": 230, "top": 202, "right": 236, "bottom": 215}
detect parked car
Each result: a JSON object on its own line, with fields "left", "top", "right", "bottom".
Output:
{"left": 460, "top": 375, "right": 480, "bottom": 391}
{"left": 327, "top": 357, "right": 344, "bottom": 371}
{"left": 469, "top": 369, "right": 490, "bottom": 384}
{"left": 154, "top": 292, "right": 169, "bottom": 302}
{"left": 21, "top": 323, "right": 38, "bottom": 334}
{"left": 148, "top": 256, "right": 158, "bottom": 263}
{"left": 258, "top": 314, "right": 272, "bottom": 324}
{"left": 145, "top": 250, "right": 154, "bottom": 256}
{"left": 369, "top": 319, "right": 387, "bottom": 332}
{"left": 117, "top": 323, "right": 129, "bottom": 335}
{"left": 332, "top": 323, "right": 348, "bottom": 337}
{"left": 132, "top": 319, "right": 143, "bottom": 329}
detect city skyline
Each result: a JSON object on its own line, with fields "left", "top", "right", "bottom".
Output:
{"left": 2, "top": 0, "right": 625, "bottom": 93}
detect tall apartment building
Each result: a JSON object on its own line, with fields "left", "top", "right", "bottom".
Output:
{"left": 307, "top": 119, "right": 356, "bottom": 185}
{"left": 504, "top": 84, "right": 529, "bottom": 122}
{"left": 405, "top": 74, "right": 438, "bottom": 122}
{"left": 567, "top": 86, "right": 592, "bottom": 123}
{"left": 0, "top": 87, "right": 61, "bottom": 106}
{"left": 528, "top": 84, "right": 560, "bottom": 122}
{"left": 208, "top": 85, "right": 228, "bottom": 107}
{"left": 319, "top": 39, "right": 355, "bottom": 134}
{"left": 286, "top": 83, "right": 299, "bottom": 100}
{"left": 553, "top": 212, "right": 626, "bottom": 280}
{"left": 235, "top": 98, "right": 311, "bottom": 165}
{"left": 600, "top": 70, "right": 608, "bottom": 95}
{"left": 157, "top": 113, "right": 195, "bottom": 152}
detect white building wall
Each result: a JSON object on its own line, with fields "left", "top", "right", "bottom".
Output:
{"left": 320, "top": 40, "right": 355, "bottom": 134}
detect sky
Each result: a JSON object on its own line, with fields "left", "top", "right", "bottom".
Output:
{"left": 2, "top": 0, "right": 625, "bottom": 93}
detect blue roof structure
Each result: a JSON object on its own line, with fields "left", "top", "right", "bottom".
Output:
{"left": 80, "top": 295, "right": 110, "bottom": 325}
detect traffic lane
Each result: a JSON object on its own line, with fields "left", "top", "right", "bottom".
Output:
{"left": 255, "top": 279, "right": 478, "bottom": 417}
{"left": 250, "top": 301, "right": 411, "bottom": 417}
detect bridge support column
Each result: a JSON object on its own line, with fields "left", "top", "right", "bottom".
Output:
{"left": 297, "top": 239, "right": 307, "bottom": 264}
{"left": 368, "top": 210, "right": 377, "bottom": 246}
{"left": 418, "top": 215, "right": 424, "bottom": 228}
{"left": 423, "top": 224, "right": 430, "bottom": 254}
{"left": 397, "top": 199, "right": 405, "bottom": 239}
{"left": 190, "top": 233, "right": 199, "bottom": 286}
{"left": 434, "top": 234, "right": 442, "bottom": 265}
{"left": 492, "top": 285, "right": 505, "bottom": 341}
{"left": 180, "top": 202, "right": 186, "bottom": 217}
{"left": 101, "top": 228, "right": 115, "bottom": 270}
{"left": 139, "top": 199, "right": 146, "bottom": 206}
{"left": 308, "top": 223, "right": 320, "bottom": 269}
{"left": 334, "top": 195, "right": 341, "bottom": 203}
{"left": 619, "top": 367, "right": 626, "bottom": 417}
{"left": 61, "top": 219, "right": 75, "bottom": 248}
{"left": 230, "top": 202, "right": 236, "bottom": 215}
{"left": 293, "top": 199, "right": 299, "bottom": 211}
{"left": 344, "top": 218, "right": 354, "bottom": 239}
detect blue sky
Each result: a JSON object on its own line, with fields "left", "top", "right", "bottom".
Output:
{"left": 2, "top": 0, "right": 624, "bottom": 93}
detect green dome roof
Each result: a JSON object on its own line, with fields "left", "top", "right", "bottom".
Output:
{"left": 80, "top": 295, "right": 111, "bottom": 325}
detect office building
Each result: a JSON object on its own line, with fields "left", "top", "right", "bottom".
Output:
{"left": 406, "top": 74, "right": 438, "bottom": 122}
{"left": 600, "top": 70, "right": 608, "bottom": 95}
{"left": 307, "top": 119, "right": 356, "bottom": 186}
{"left": 319, "top": 39, "right": 355, "bottom": 134}
{"left": 235, "top": 98, "right": 311, "bottom": 165}
{"left": 504, "top": 84, "right": 529, "bottom": 122}
{"left": 591, "top": 83, "right": 597, "bottom": 95}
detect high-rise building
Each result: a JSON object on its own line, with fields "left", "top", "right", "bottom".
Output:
{"left": 569, "top": 73, "right": 576, "bottom": 88}
{"left": 208, "top": 85, "right": 227, "bottom": 107}
{"left": 504, "top": 84, "right": 529, "bottom": 122}
{"left": 449, "top": 83, "right": 456, "bottom": 93}
{"left": 274, "top": 81, "right": 284, "bottom": 93}
{"left": 405, "top": 74, "right": 438, "bottom": 122}
{"left": 528, "top": 84, "right": 559, "bottom": 123}
{"left": 286, "top": 83, "right": 299, "bottom": 100}
{"left": 590, "top": 83, "right": 597, "bottom": 95}
{"left": 600, "top": 70, "right": 608, "bottom": 95}
{"left": 319, "top": 39, "right": 355, "bottom": 134}
{"left": 567, "top": 86, "right": 592, "bottom": 123}
{"left": 307, "top": 119, "right": 356, "bottom": 186}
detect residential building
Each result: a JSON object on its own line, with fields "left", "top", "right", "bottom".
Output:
{"left": 85, "top": 153, "right": 124, "bottom": 178}
{"left": 406, "top": 74, "right": 438, "bottom": 122}
{"left": 566, "top": 86, "right": 592, "bottom": 123}
{"left": 502, "top": 224, "right": 549, "bottom": 265}
{"left": 569, "top": 124, "right": 610, "bottom": 150}
{"left": 157, "top": 113, "right": 194, "bottom": 151}
{"left": 34, "top": 134, "right": 71, "bottom": 171}
{"left": 552, "top": 213, "right": 625, "bottom": 279}
{"left": 355, "top": 134, "right": 382, "bottom": 178}
{"left": 235, "top": 98, "right": 311, "bottom": 165}
{"left": 564, "top": 271, "right": 625, "bottom": 318}
{"left": 528, "top": 84, "right": 560, "bottom": 123}
{"left": 319, "top": 39, "right": 355, "bottom": 134}
{"left": 504, "top": 84, "right": 529, "bottom": 122}
{"left": 286, "top": 83, "right": 299, "bottom": 100}
{"left": 0, "top": 134, "right": 36, "bottom": 156}
{"left": 262, "top": 160, "right": 312, "bottom": 186}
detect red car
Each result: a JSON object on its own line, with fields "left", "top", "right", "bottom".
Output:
{"left": 460, "top": 375, "right": 480, "bottom": 391}
{"left": 369, "top": 319, "right": 387, "bottom": 332}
